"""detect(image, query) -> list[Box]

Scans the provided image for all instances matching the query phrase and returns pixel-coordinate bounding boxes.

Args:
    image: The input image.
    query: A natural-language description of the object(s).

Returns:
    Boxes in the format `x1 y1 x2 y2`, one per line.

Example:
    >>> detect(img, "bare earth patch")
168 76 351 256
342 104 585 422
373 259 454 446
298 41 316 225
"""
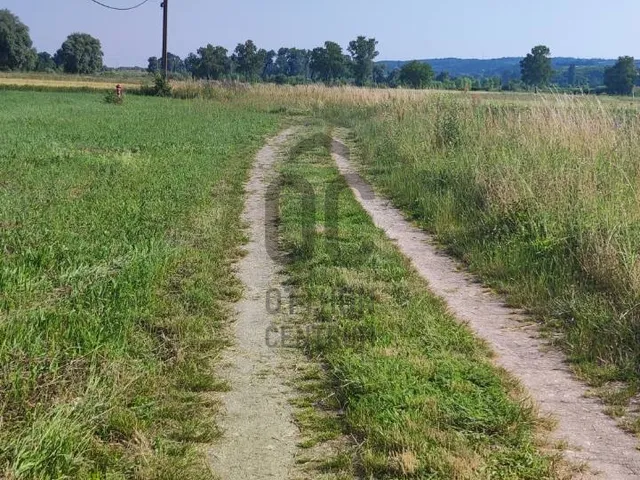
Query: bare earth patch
208 129 300 479
331 134 640 479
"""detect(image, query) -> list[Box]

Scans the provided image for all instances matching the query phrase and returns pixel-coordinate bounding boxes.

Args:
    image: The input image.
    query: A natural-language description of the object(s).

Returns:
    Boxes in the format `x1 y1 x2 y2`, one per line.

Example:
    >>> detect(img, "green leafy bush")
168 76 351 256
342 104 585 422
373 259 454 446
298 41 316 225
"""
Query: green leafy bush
103 89 123 105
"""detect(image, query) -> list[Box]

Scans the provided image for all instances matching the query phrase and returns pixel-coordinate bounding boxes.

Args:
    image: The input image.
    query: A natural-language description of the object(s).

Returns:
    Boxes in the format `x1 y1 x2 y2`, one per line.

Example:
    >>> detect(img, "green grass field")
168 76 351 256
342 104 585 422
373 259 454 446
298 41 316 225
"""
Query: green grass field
0 90 278 479
3 82 640 478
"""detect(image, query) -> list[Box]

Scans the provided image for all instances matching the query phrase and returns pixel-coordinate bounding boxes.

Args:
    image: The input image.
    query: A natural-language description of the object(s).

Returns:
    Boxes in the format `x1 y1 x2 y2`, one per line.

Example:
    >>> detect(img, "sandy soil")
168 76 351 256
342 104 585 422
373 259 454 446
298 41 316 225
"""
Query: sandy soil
208 129 299 480
331 135 640 479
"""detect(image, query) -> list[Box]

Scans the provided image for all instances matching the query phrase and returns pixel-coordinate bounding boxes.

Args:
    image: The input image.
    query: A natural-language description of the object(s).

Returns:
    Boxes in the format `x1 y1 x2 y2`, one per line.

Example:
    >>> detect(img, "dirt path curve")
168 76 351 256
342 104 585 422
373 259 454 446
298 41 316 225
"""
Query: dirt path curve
208 129 298 480
331 136 640 479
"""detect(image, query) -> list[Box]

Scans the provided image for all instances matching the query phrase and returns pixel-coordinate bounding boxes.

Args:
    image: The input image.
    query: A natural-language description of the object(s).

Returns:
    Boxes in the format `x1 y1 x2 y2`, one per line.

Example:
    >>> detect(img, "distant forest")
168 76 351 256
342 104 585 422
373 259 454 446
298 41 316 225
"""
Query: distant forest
380 57 640 90
109 56 640 92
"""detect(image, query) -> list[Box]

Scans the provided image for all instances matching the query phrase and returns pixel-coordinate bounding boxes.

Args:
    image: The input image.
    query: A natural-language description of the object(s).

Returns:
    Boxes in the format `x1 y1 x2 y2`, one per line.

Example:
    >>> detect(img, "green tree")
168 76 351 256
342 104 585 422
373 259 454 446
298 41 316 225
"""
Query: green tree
567 64 576 86
147 56 160 73
386 68 401 88
0 9 36 70
184 52 198 78
166 52 184 73
479 76 501 91
55 33 103 74
260 49 276 80
604 56 637 95
435 71 450 82
372 63 387 85
287 48 310 78
455 76 473 91
347 36 378 86
35 52 56 72
194 44 229 80
520 45 552 88
275 47 289 75
398 60 434 88
310 41 346 83
232 40 262 80
148 53 184 74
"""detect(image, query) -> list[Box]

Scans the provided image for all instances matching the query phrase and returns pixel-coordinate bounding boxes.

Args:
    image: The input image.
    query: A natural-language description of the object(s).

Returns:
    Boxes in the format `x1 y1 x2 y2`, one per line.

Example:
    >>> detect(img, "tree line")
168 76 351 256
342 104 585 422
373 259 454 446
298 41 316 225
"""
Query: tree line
147 38 381 86
148 44 638 95
1 9 637 95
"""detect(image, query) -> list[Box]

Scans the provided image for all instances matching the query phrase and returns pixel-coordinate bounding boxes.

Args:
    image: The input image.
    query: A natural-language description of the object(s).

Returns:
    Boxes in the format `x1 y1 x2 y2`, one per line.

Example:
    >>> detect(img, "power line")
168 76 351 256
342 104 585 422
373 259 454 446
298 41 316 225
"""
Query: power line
88 0 167 80
87 0 152 11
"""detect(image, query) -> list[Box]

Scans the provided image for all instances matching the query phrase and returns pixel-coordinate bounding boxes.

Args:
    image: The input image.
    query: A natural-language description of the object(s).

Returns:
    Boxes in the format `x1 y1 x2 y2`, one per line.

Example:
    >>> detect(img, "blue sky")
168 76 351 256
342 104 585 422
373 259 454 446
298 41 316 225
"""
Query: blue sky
4 0 640 67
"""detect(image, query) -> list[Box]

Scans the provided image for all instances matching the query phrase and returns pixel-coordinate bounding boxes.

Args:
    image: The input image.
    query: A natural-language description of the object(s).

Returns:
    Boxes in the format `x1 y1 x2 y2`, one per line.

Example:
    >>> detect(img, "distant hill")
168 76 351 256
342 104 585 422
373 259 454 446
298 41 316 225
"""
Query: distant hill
378 57 632 78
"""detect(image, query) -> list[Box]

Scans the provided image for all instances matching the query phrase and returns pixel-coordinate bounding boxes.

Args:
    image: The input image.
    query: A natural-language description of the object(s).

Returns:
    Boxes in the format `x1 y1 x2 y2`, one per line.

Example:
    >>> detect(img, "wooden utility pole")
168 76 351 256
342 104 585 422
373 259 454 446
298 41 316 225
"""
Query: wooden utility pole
161 0 169 79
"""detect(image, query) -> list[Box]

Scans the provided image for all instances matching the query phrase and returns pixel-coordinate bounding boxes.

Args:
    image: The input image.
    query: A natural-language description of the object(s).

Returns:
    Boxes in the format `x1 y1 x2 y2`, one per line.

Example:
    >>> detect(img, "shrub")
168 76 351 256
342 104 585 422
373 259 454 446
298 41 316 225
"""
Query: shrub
103 89 123 105
139 74 173 97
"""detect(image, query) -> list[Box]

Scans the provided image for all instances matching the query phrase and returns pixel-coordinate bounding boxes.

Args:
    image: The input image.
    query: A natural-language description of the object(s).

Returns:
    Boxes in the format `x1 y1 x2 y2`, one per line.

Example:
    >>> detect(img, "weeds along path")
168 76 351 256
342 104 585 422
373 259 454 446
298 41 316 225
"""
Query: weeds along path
209 129 299 479
331 135 640 479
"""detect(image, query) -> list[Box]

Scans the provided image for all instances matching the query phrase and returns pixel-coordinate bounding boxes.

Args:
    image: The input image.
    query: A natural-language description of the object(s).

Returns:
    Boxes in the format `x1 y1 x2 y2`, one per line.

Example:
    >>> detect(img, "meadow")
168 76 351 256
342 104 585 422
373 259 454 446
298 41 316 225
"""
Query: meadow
4 80 640 477
0 90 278 478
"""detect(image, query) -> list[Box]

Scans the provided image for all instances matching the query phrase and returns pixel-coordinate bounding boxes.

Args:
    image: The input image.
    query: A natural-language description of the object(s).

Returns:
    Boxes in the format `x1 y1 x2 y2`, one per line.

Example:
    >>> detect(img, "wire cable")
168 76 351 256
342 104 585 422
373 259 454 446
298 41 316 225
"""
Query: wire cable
87 0 152 11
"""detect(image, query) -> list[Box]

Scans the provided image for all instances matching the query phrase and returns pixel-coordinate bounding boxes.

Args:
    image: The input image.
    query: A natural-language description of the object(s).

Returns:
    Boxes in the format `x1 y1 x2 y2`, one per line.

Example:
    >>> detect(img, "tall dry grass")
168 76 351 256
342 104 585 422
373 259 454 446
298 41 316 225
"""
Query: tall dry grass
329 91 640 385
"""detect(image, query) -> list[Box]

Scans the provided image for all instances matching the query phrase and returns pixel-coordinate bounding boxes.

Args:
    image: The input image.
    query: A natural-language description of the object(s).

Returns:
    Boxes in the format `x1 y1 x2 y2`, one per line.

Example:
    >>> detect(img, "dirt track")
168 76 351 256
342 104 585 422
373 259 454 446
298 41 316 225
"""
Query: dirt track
331 135 640 479
208 129 299 480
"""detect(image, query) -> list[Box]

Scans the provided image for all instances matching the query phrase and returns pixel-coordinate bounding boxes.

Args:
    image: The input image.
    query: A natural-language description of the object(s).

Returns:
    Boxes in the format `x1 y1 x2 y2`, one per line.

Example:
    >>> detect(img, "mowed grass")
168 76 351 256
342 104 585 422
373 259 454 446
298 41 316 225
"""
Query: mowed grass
0 90 278 478
278 128 564 479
